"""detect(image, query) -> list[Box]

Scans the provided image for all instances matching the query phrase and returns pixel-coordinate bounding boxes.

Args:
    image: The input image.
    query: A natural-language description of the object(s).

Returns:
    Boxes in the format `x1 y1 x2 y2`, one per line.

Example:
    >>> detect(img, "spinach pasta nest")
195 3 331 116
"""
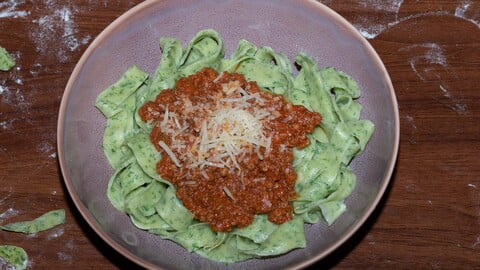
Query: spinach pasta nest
95 29 374 263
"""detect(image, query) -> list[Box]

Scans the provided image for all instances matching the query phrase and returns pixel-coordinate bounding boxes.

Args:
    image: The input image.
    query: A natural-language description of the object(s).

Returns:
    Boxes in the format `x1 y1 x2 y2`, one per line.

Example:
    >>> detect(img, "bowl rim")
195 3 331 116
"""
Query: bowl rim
57 0 400 269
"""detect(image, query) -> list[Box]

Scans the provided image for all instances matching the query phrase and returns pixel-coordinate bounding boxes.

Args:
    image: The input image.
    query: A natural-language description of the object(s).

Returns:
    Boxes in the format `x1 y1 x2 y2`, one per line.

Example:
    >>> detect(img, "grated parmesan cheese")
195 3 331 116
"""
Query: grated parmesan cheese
154 78 273 174
223 186 235 201
158 140 181 167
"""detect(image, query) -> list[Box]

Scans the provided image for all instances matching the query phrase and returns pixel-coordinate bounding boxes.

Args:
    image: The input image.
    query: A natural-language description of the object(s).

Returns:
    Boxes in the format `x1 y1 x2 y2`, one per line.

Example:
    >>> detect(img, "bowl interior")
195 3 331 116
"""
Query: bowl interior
59 0 399 269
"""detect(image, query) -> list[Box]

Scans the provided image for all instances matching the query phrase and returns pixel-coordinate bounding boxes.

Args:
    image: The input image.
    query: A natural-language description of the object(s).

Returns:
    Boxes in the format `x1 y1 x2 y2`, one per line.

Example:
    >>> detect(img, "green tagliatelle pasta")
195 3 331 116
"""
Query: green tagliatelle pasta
0 246 28 270
0 209 66 235
95 29 374 263
0 46 15 71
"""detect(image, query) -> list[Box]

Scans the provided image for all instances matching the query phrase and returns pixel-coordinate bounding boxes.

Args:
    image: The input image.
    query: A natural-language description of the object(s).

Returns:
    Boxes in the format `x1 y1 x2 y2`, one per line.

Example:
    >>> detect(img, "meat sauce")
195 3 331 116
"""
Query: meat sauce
139 68 321 232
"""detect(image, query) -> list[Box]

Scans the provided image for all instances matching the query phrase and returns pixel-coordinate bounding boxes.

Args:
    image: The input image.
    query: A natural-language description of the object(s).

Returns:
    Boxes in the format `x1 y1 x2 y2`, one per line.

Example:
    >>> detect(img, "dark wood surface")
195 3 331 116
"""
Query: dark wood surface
1 0 479 269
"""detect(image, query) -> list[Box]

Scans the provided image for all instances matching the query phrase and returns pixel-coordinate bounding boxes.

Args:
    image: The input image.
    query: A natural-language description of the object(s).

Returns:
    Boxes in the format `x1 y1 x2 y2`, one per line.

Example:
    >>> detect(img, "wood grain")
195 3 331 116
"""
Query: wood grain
1 0 479 269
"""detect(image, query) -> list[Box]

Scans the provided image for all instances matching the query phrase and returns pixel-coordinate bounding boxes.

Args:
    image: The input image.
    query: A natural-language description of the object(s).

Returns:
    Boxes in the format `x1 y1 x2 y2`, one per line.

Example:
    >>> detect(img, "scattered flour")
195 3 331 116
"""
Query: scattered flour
37 141 54 154
46 227 65 240
0 188 13 205
26 233 38 239
36 142 59 160
14 78 23 85
455 0 471 18
0 76 31 122
0 0 29 19
352 0 405 39
400 43 447 81
355 23 388 40
405 183 416 191
66 239 76 250
0 119 16 130
455 0 480 28
405 115 416 130
451 103 467 113
358 0 404 13
400 43 468 114
413 43 447 66
30 1 92 63
357 11 451 39
0 208 20 223
473 234 480 248
439 85 451 98
29 63 43 77
0 257 16 270
353 1 479 39
57 252 72 261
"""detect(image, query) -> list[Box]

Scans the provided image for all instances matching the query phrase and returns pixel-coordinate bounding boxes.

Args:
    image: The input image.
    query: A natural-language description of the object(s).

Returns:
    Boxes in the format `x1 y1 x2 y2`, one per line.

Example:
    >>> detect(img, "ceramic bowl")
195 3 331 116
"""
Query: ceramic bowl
58 0 399 269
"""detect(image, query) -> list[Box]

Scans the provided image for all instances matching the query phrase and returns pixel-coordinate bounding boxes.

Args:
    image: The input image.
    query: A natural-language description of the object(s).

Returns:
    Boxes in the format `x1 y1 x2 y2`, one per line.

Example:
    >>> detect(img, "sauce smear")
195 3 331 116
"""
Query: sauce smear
139 68 321 231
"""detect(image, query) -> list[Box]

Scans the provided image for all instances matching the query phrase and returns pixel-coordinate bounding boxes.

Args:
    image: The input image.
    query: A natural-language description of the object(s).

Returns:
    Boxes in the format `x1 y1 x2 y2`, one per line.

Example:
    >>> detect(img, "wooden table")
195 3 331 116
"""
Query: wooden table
1 0 479 269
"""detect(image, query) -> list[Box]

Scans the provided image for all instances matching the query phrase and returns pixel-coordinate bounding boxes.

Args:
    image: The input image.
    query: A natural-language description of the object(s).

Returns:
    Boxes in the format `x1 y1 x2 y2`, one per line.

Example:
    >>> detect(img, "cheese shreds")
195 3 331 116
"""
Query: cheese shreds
162 105 169 126
223 186 235 201
152 76 275 175
204 161 225 168
158 140 181 167
262 198 272 208
183 181 197 185
213 72 225 83
201 171 209 179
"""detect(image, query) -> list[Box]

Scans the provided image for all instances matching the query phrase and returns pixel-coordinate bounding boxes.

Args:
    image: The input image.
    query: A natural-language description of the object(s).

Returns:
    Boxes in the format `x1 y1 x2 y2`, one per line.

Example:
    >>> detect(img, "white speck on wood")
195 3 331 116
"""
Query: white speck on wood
473 235 480 248
0 119 15 130
405 115 417 130
439 85 451 98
